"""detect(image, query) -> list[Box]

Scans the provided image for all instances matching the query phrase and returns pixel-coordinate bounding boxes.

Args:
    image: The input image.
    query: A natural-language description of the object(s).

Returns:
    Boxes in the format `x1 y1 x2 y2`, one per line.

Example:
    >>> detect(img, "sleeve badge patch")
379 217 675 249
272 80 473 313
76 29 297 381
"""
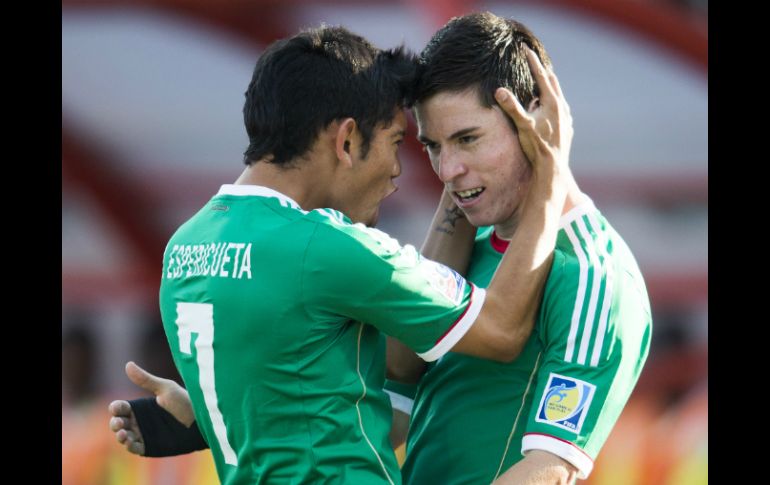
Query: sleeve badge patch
423 260 466 306
535 373 596 434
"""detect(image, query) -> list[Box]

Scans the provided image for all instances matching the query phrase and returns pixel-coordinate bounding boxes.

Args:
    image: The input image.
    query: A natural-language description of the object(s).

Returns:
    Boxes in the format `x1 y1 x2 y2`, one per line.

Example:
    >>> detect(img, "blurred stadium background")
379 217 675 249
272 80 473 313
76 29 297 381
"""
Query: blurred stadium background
62 0 707 483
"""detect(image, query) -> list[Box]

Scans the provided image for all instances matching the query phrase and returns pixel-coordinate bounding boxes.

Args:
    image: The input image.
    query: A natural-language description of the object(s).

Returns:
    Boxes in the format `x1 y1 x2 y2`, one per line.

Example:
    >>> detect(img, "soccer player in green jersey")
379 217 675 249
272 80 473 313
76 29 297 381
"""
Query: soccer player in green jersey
383 13 653 484
108 23 575 484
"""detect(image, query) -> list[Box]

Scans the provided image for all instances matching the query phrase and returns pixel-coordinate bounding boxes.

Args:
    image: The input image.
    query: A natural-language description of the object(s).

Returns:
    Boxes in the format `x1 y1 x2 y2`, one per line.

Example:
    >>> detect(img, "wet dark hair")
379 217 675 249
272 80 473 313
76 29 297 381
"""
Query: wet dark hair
414 12 552 110
243 26 418 166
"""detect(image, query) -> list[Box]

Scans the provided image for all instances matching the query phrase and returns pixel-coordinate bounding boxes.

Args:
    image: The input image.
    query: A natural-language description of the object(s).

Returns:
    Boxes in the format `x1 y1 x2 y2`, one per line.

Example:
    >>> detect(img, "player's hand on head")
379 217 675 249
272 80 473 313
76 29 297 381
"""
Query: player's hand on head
108 400 146 456
125 361 196 427
494 45 573 172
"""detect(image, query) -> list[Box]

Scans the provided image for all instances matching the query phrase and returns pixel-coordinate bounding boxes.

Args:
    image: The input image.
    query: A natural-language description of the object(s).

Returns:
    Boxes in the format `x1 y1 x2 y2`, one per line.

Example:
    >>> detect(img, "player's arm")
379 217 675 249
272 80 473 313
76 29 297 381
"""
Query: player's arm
383 379 417 449
387 189 476 382
492 450 578 485
511 230 652 481
420 188 477 276
389 407 411 450
452 47 573 362
109 361 209 456
386 336 425 383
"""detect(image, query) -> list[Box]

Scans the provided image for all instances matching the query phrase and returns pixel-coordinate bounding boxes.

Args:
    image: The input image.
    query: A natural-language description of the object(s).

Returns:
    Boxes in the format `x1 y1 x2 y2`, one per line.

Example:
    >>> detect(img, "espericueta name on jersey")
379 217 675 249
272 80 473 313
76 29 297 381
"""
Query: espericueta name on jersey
166 242 252 280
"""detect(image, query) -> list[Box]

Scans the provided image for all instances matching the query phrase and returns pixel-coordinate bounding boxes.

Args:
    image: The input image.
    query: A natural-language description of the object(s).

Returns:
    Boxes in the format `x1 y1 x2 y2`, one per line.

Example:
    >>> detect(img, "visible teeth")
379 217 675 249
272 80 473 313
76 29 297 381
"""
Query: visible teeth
456 188 484 198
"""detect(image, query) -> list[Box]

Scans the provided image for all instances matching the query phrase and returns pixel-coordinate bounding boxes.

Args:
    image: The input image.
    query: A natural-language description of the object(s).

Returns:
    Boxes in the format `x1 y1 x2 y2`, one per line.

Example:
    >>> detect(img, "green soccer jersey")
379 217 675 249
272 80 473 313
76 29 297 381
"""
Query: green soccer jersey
401 198 652 483
158 185 486 485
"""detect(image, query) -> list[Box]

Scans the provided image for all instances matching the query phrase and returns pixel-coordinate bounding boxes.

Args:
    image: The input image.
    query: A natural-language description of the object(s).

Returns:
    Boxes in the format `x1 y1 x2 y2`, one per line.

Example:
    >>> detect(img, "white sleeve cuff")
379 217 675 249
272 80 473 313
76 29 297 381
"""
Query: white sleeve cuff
417 285 486 362
384 389 414 415
522 433 594 479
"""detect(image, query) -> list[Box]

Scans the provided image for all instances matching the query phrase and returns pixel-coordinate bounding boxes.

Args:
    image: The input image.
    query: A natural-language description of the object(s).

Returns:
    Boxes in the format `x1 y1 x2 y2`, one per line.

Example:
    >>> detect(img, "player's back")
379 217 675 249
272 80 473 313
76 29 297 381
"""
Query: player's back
158 185 399 484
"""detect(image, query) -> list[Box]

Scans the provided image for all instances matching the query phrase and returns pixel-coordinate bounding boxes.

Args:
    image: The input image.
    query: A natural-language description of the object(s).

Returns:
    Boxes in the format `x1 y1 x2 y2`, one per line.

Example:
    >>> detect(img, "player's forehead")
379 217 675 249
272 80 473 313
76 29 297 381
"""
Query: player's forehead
388 108 407 131
415 88 489 139
375 108 407 138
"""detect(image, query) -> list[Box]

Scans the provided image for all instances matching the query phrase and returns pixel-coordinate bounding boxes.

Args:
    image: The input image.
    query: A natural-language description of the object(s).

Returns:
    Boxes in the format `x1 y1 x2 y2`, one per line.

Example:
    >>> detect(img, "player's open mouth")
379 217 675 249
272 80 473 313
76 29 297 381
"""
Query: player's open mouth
454 187 485 204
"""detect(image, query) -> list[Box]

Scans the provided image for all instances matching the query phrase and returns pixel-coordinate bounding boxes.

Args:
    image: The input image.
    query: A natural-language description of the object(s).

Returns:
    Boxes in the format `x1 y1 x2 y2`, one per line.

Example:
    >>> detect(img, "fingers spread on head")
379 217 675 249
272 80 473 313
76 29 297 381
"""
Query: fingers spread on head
495 88 531 129
547 69 563 100
524 46 554 105
546 69 572 121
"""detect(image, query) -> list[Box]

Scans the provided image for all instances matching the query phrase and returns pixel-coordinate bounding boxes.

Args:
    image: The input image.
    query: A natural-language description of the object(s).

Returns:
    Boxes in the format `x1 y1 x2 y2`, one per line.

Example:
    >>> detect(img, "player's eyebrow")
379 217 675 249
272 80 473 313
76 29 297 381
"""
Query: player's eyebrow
448 127 480 140
417 127 480 145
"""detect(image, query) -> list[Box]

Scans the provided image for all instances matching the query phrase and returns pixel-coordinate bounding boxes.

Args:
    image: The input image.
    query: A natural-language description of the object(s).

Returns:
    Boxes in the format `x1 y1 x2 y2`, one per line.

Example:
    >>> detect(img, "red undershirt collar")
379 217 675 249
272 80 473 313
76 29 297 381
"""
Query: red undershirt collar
490 230 509 254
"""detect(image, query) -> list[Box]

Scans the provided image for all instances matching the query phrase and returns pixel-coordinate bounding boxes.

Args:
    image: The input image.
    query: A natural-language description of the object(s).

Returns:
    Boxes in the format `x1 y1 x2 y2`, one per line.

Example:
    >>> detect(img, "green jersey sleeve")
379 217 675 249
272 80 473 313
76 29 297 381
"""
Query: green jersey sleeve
522 236 652 479
301 210 485 362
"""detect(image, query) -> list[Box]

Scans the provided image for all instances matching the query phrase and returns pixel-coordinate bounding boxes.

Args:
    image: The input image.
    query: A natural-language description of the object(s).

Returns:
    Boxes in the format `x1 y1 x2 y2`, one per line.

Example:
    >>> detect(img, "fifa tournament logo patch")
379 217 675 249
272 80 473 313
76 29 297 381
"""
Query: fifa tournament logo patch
424 260 466 305
535 373 596 434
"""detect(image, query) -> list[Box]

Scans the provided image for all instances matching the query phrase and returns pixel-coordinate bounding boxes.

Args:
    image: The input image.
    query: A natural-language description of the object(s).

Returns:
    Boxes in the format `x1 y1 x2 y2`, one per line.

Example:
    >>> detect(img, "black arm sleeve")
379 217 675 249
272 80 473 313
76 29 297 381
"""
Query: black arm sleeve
129 397 209 457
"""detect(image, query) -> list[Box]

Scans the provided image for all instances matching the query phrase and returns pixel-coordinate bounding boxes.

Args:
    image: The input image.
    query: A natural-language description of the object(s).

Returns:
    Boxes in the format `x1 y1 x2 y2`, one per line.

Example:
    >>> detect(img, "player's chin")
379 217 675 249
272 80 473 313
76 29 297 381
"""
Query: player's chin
366 208 380 227
462 209 489 229
474 214 502 231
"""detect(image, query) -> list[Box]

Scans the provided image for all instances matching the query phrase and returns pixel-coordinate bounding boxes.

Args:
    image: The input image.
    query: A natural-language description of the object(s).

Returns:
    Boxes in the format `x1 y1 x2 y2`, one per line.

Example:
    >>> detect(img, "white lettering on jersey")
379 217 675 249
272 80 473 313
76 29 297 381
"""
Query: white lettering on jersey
230 243 245 278
167 245 179 278
218 244 233 277
237 243 252 279
166 242 253 280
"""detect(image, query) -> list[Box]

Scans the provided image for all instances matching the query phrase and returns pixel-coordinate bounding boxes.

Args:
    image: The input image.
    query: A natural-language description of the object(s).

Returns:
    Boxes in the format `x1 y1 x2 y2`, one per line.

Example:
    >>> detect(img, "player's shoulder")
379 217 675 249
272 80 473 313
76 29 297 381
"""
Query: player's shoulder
304 208 406 255
553 198 613 276
549 246 577 278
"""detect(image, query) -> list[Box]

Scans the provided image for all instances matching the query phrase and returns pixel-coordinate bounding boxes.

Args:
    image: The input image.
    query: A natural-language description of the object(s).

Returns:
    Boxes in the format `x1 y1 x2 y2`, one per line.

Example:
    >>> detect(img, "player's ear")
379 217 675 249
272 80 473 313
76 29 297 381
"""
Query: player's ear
334 118 357 168
526 97 540 113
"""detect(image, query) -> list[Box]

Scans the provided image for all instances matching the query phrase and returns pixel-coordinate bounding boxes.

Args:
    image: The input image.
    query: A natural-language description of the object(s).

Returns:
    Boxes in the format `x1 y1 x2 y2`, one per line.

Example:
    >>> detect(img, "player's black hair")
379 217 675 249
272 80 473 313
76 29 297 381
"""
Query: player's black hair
243 26 418 166
413 12 552 111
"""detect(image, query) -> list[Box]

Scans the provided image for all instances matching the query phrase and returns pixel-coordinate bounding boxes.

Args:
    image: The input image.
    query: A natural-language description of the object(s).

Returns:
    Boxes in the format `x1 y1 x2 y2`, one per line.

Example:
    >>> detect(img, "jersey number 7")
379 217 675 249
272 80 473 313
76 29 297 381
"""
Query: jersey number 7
175 302 238 465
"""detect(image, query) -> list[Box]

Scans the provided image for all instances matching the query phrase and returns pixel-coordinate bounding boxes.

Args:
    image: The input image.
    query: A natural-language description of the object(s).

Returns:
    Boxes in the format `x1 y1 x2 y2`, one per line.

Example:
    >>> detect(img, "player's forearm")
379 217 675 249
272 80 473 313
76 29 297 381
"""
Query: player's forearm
420 189 477 276
388 407 411 449
386 336 425 383
479 158 567 360
388 190 476 378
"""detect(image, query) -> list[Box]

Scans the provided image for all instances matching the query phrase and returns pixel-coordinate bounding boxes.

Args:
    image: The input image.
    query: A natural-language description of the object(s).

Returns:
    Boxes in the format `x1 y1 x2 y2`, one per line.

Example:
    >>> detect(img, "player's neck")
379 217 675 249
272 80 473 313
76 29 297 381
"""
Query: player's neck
493 182 585 241
233 155 335 211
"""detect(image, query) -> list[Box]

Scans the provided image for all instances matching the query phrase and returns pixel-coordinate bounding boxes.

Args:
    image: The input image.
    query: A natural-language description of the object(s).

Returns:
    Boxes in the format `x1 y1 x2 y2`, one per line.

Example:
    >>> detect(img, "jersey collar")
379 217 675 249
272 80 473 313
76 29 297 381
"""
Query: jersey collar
490 194 596 254
216 184 302 210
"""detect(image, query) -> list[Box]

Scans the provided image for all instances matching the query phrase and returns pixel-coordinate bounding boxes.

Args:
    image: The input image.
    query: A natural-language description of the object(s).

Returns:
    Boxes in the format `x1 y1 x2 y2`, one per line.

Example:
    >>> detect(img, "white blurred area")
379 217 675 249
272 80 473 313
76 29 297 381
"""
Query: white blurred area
62 2 706 483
